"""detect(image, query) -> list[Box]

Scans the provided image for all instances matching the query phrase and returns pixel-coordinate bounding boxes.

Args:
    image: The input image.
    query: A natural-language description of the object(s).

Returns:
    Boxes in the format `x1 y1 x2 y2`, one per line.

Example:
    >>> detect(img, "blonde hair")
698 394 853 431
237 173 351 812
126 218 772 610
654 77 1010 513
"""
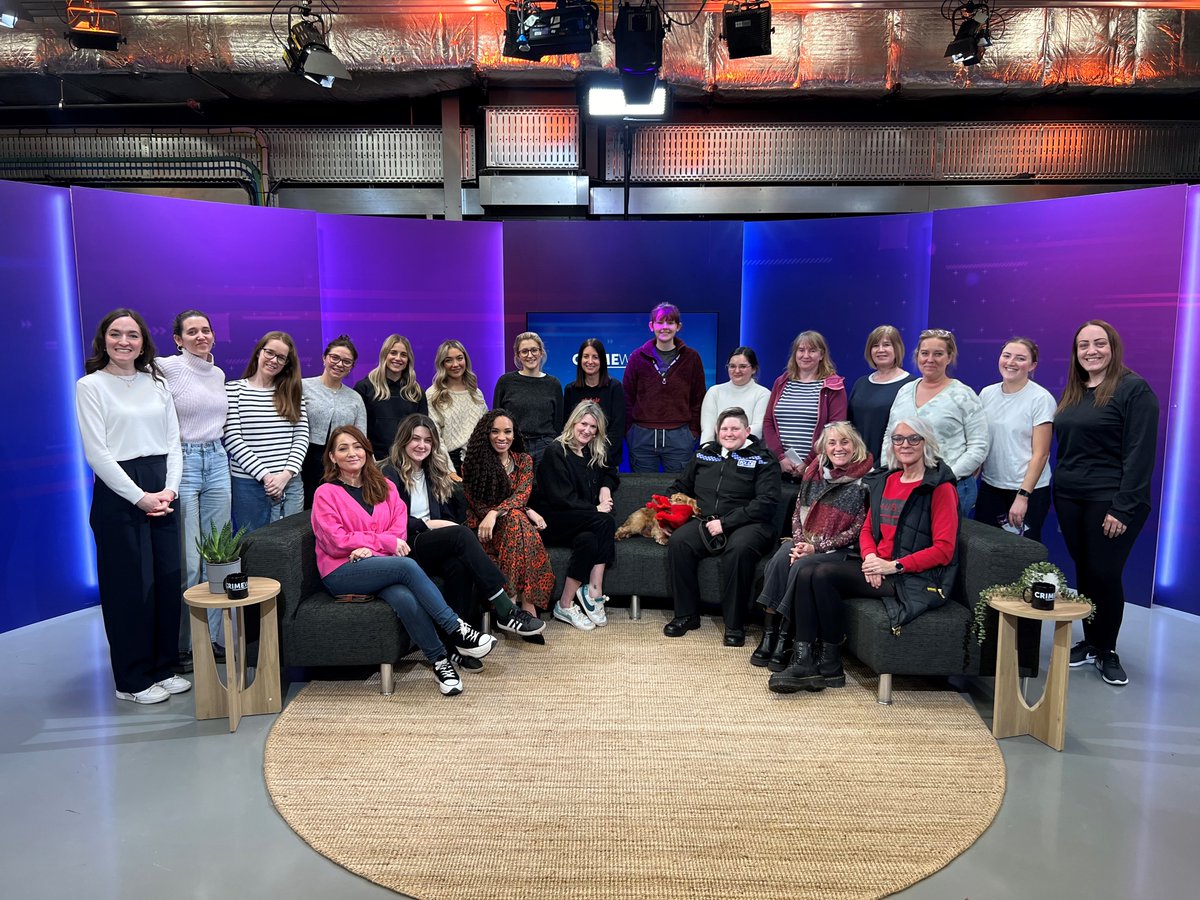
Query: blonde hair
863 325 905 370
555 401 609 469
387 414 454 504
915 329 958 367
366 335 423 404
512 331 546 370
786 330 837 381
429 340 485 413
815 421 869 467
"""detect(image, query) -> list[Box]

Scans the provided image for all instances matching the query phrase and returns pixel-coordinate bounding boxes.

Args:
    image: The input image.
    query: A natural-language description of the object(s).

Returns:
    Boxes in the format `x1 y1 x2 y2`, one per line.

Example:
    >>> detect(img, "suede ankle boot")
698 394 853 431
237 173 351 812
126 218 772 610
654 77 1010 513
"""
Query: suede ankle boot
768 641 825 694
750 617 780 667
816 639 845 688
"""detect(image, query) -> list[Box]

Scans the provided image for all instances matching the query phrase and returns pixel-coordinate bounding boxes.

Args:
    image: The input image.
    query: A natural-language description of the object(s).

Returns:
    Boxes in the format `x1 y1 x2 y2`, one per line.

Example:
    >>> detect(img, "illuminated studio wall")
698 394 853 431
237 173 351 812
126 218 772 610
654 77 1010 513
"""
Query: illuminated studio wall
0 181 1194 634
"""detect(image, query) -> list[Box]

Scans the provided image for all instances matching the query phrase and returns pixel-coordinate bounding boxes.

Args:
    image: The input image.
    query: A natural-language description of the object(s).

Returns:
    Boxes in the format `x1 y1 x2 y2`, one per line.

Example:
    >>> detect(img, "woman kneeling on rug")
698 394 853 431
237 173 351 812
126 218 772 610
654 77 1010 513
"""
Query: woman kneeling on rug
753 422 873 671
313 425 497 696
768 417 958 694
383 414 545 644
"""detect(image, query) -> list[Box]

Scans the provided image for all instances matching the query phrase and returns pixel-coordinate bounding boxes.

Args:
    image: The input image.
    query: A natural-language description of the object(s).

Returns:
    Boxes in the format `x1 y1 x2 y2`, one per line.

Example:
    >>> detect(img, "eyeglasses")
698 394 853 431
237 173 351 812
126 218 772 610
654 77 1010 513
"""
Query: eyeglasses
326 354 355 368
890 434 925 446
920 328 953 339
518 348 542 357
261 348 289 363
727 364 752 371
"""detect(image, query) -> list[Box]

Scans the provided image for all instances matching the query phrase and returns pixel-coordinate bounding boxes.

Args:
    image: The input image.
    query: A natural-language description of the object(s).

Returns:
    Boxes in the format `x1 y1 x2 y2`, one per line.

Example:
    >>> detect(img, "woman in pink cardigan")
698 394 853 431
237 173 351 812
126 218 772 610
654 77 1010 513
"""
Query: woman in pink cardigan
311 425 495 696
762 330 848 480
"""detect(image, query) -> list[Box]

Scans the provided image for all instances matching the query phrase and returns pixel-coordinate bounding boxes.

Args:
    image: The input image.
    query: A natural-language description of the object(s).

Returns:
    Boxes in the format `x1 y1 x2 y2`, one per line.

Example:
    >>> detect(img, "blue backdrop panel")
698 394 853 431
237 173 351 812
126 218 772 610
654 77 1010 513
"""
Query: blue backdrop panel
741 215 933 384
0 181 96 632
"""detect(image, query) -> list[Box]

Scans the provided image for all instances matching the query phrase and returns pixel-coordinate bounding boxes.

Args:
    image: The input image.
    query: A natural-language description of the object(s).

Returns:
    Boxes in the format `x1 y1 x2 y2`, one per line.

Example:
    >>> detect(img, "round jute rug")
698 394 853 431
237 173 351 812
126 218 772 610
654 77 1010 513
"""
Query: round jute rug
264 614 1004 900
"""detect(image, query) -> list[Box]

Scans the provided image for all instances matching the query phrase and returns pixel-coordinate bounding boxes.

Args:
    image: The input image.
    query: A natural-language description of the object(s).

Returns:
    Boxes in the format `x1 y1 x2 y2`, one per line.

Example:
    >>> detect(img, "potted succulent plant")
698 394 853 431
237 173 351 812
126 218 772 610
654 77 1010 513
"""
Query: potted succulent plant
196 521 249 594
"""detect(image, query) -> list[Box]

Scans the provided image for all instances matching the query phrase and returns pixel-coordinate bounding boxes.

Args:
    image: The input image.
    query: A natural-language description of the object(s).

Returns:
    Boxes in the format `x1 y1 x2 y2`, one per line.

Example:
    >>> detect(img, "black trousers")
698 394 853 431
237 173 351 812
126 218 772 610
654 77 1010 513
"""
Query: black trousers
975 481 1052 543
301 442 324 510
540 509 616 584
409 525 504 627
90 456 183 694
789 558 897 644
668 518 774 630
1053 493 1150 653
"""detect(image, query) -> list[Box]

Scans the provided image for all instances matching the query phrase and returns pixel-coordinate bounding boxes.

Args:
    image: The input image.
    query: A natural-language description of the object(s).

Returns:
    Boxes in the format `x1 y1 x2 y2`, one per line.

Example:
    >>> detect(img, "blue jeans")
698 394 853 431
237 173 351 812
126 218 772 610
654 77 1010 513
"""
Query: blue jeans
322 556 460 663
956 476 978 518
231 474 303 535
177 441 232 648
628 424 696 473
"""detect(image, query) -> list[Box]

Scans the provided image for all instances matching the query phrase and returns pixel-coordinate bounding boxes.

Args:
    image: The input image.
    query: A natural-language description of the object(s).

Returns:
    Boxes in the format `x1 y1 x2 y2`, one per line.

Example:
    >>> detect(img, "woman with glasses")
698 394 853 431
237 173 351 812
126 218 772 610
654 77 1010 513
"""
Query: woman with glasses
492 331 564 466
700 346 771 444
769 418 958 694
763 331 847 479
301 335 368 508
882 328 988 515
225 331 308 533
563 338 626 467
428 339 488 475
354 334 428 461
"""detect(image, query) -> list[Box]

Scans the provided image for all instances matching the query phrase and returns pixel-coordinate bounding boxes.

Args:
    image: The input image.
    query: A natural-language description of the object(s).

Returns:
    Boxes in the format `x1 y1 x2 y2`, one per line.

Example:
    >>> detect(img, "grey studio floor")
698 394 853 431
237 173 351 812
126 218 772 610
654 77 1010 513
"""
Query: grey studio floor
2 601 1197 900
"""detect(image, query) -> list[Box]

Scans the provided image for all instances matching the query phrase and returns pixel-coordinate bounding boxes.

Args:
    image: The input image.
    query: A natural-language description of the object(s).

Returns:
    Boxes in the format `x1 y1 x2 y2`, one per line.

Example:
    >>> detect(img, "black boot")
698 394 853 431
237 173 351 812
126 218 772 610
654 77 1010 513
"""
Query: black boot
816 638 845 688
750 616 780 667
768 628 794 673
768 641 825 694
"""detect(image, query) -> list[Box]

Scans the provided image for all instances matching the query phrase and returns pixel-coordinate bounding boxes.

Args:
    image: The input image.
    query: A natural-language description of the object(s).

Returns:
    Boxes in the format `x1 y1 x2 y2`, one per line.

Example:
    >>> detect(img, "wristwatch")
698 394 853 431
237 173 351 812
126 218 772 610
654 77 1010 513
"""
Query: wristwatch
1016 488 1032 498
893 560 905 574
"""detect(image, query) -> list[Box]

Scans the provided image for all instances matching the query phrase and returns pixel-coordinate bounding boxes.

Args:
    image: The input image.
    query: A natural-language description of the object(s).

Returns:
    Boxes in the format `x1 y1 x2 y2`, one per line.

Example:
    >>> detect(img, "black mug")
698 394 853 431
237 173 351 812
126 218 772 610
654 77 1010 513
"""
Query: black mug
224 572 249 600
1023 580 1056 611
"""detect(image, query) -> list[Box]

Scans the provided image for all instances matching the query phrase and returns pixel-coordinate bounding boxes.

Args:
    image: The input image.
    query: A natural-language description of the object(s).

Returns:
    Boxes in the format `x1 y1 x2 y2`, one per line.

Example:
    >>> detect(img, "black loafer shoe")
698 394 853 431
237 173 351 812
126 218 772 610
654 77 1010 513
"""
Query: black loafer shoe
211 642 226 662
723 629 746 647
450 651 483 671
172 651 193 675
663 615 701 637
520 633 546 645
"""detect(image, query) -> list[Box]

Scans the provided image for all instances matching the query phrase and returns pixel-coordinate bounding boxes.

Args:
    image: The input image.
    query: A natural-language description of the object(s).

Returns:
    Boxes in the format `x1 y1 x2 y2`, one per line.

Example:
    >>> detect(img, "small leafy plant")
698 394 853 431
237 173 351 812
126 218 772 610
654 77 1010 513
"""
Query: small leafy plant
195 521 248 564
973 561 1095 645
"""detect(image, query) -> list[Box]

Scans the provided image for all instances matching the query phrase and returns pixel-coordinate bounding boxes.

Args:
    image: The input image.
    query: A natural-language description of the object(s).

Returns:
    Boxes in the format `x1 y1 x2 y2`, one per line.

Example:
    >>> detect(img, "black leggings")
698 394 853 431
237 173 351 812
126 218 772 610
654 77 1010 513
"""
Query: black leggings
790 558 897 644
974 481 1052 543
1053 493 1149 653
540 509 616 584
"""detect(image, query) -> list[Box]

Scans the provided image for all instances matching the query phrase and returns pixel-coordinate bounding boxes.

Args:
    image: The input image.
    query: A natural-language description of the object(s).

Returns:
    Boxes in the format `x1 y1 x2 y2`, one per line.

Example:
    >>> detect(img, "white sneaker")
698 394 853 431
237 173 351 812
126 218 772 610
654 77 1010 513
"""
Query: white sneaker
576 585 608 627
155 675 192 695
553 602 596 631
115 684 170 704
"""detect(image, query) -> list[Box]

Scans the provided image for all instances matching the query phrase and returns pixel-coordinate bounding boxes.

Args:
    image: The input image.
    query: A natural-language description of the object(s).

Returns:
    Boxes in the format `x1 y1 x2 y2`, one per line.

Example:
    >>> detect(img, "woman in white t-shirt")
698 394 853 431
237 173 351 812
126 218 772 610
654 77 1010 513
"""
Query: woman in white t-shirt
975 337 1055 541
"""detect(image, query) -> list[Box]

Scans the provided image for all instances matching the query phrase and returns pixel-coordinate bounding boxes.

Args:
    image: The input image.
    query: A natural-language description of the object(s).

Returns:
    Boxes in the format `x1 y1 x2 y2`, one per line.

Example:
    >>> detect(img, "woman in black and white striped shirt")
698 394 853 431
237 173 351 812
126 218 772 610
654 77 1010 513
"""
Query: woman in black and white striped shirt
762 331 848 480
225 331 309 532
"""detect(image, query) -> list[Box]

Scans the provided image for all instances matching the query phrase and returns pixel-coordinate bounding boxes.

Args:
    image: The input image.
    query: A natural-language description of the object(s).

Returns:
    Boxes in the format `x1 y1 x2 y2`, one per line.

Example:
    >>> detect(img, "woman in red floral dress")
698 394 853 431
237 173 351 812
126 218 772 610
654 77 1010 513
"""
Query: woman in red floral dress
462 408 556 623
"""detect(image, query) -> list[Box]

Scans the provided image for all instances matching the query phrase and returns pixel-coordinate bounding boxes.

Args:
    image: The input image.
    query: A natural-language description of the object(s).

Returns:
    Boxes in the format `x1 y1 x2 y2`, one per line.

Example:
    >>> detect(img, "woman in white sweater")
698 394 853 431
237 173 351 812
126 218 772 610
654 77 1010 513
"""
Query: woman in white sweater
700 346 771 444
427 339 487 475
76 309 191 705
157 309 229 665
882 328 989 514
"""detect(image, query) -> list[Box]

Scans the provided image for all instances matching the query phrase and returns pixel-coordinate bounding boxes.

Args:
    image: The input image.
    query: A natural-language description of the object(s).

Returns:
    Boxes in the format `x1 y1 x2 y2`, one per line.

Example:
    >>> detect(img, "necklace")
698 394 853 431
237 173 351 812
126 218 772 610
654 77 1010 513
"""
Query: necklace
106 366 138 388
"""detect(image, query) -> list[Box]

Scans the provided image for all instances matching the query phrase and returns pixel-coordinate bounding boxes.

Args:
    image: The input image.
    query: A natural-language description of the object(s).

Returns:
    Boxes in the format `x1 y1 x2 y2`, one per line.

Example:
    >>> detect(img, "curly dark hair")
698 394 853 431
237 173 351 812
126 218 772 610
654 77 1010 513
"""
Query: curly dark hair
462 408 526 510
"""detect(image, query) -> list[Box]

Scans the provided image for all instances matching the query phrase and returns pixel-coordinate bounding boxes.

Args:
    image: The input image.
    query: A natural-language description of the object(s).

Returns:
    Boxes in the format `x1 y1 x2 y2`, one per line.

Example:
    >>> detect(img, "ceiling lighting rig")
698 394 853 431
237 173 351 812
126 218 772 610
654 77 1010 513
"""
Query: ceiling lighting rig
502 0 600 62
942 1 1005 67
276 0 351 88
64 0 126 51
721 1 773 61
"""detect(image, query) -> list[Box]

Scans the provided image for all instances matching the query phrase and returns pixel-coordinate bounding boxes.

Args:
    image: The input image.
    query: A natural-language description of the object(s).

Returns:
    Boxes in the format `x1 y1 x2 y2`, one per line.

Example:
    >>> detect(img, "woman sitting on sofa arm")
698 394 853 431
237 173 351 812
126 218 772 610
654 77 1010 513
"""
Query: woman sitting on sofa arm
768 416 959 695
311 425 497 696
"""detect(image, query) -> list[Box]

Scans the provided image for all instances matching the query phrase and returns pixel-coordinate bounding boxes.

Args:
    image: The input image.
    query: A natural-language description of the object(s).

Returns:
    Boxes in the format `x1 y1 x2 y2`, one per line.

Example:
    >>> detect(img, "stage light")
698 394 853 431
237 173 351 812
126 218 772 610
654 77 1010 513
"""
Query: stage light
616 1 666 106
502 0 599 62
281 1 350 88
722 1 773 60
64 1 126 52
943 2 993 67
585 81 668 119
1 12 17 28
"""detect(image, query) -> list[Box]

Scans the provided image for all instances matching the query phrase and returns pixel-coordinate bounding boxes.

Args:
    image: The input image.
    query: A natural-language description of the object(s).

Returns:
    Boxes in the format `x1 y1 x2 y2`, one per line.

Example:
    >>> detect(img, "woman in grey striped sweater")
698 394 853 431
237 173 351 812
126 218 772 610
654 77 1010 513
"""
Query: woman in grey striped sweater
224 331 309 533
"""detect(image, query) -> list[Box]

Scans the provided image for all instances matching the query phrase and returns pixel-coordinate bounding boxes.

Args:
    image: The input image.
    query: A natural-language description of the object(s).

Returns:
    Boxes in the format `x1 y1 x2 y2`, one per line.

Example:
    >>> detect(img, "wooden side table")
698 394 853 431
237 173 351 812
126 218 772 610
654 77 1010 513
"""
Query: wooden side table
987 594 1091 751
183 576 282 732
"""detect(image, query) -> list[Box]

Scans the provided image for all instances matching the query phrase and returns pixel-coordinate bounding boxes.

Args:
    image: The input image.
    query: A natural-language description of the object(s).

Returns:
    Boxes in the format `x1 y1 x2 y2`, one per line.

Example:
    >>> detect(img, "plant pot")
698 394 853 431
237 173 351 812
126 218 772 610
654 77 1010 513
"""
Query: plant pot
206 558 243 594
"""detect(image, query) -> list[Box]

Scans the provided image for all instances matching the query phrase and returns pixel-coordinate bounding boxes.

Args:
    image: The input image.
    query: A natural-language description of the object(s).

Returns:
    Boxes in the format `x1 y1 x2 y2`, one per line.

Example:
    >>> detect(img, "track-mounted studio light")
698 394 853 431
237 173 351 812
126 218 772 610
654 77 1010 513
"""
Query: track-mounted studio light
585 79 668 120
615 1 666 106
502 0 600 62
943 1 994 67
64 1 126 51
1 11 17 28
281 0 351 88
722 1 773 60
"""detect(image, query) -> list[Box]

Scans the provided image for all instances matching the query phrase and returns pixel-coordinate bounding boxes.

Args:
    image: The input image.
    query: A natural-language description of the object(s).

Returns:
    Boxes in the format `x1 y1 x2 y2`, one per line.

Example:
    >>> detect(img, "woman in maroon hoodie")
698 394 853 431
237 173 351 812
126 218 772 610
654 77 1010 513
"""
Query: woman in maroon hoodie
762 330 848 480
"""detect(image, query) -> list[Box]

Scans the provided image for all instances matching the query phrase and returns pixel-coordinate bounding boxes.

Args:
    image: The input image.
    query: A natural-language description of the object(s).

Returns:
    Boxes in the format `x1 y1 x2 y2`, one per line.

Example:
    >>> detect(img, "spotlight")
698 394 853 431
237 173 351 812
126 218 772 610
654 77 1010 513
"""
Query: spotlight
64 1 126 52
585 80 668 120
943 1 993 67
616 1 666 106
722 1 773 60
1 12 16 28
502 1 600 62
281 1 351 88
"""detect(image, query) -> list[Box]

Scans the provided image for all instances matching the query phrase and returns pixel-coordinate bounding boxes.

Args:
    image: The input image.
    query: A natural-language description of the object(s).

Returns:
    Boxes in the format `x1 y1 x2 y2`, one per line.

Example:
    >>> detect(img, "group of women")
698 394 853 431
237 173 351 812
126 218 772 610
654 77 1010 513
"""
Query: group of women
76 306 1157 703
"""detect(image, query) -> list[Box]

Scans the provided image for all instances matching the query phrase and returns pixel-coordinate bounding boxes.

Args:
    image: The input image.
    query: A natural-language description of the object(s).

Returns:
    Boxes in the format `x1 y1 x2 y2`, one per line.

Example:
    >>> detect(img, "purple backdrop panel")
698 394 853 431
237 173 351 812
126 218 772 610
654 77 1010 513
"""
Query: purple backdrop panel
929 185 1187 609
70 188 325 376
741 215 933 383
315 216 505 398
501 220 744 382
1155 187 1200 615
0 181 95 632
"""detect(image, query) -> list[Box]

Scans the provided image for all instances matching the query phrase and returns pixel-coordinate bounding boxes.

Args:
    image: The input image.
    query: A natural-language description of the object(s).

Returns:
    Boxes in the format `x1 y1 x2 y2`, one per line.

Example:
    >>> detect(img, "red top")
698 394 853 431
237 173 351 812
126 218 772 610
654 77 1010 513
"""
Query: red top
860 472 957 572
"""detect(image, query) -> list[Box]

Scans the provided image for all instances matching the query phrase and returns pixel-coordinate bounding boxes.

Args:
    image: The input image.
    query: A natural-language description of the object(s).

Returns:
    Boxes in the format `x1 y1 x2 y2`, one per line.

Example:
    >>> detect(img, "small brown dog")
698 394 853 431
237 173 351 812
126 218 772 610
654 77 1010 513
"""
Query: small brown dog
615 493 700 545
